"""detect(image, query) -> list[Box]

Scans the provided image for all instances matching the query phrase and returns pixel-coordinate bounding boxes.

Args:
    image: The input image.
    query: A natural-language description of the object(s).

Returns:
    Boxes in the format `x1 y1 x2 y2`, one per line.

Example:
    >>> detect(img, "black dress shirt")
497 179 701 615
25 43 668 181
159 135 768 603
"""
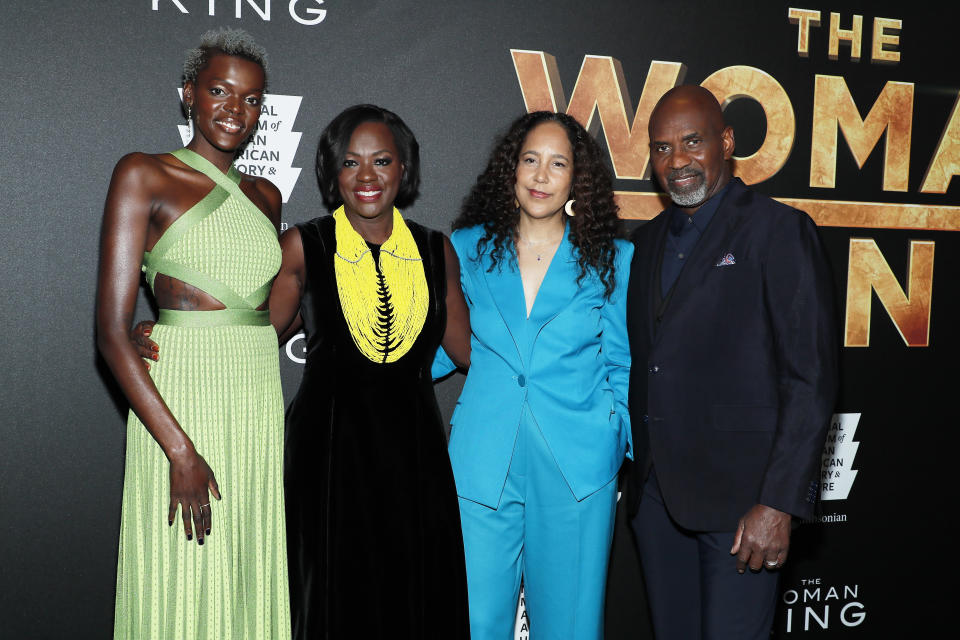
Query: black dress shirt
659 180 732 297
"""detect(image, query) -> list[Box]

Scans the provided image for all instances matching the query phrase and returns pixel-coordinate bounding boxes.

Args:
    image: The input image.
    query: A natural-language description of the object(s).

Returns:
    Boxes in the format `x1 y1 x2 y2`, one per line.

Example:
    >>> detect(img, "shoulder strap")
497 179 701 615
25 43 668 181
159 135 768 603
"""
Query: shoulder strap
172 148 277 240
142 182 230 293
146 187 229 263
295 216 336 302
296 216 335 262
171 148 242 191
292 216 335 345
141 149 271 309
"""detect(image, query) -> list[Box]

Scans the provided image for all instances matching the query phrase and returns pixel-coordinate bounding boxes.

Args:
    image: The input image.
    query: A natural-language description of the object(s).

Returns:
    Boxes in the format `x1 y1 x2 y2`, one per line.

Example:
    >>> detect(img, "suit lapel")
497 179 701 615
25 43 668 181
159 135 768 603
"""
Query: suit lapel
477 240 528 366
645 213 671 345
657 180 751 333
526 224 578 357
476 224 581 365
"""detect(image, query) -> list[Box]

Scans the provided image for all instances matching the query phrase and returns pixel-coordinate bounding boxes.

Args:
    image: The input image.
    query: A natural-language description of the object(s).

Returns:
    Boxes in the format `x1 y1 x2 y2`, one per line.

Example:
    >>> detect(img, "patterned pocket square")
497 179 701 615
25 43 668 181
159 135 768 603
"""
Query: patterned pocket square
715 252 736 266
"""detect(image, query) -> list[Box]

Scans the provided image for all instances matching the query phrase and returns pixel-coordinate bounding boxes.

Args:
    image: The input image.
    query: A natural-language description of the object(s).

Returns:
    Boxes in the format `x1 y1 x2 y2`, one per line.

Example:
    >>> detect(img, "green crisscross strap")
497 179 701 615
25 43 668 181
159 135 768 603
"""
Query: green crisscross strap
142 148 276 310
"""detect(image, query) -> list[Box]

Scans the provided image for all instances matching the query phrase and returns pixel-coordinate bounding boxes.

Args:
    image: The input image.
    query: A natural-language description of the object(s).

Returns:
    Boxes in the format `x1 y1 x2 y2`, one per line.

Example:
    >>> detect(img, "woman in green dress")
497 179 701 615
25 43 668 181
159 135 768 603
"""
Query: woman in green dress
96 29 290 639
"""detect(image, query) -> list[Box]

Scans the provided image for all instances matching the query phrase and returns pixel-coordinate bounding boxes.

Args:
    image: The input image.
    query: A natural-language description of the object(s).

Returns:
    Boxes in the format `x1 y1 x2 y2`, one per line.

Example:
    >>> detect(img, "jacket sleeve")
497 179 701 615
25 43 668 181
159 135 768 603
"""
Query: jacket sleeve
600 240 635 460
432 346 458 381
757 210 839 518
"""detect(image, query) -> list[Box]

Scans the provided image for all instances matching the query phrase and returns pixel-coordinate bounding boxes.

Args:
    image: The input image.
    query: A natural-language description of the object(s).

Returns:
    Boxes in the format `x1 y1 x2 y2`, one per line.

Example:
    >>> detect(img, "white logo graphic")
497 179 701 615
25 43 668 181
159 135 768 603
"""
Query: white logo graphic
285 332 306 364
820 413 860 500
514 586 529 640
178 91 303 203
152 0 327 25
782 579 866 632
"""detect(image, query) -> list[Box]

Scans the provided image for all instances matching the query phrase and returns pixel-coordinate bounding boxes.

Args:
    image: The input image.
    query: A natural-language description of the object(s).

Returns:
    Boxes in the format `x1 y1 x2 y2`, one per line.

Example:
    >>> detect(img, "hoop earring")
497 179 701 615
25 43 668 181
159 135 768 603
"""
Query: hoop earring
564 199 576 217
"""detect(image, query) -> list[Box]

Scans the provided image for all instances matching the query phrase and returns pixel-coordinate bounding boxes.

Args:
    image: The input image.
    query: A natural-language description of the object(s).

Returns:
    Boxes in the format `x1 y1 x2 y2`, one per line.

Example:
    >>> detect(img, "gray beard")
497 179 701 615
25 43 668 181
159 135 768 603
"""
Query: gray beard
668 180 709 208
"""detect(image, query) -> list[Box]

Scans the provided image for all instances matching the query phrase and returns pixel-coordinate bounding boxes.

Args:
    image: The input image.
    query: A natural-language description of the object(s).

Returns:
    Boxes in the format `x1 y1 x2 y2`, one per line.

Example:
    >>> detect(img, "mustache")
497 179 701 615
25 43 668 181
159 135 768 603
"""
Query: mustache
668 168 704 182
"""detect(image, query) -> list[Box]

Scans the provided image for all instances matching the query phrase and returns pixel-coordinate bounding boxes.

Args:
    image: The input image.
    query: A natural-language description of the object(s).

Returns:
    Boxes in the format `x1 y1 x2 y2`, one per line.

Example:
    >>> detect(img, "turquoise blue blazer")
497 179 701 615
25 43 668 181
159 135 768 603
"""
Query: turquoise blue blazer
435 224 633 509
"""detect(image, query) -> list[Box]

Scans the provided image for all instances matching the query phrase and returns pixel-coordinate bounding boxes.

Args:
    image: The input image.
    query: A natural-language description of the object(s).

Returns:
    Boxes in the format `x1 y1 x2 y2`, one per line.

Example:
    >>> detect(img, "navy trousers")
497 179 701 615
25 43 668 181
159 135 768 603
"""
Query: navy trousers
630 469 780 640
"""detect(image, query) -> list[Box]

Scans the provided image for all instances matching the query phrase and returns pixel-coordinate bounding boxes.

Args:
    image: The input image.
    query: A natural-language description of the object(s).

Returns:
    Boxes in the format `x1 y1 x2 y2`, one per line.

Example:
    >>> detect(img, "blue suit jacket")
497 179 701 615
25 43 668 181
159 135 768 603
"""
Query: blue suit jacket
436 224 633 509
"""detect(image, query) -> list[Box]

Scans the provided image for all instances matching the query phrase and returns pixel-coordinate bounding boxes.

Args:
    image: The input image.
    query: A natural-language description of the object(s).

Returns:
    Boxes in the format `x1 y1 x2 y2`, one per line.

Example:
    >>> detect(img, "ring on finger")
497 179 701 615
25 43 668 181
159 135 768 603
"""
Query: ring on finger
200 503 211 509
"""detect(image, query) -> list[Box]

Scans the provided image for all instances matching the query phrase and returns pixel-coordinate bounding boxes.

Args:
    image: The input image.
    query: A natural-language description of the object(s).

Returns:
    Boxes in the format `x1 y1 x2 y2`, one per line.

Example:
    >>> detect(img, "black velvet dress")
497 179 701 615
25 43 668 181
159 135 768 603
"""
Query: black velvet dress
284 215 470 639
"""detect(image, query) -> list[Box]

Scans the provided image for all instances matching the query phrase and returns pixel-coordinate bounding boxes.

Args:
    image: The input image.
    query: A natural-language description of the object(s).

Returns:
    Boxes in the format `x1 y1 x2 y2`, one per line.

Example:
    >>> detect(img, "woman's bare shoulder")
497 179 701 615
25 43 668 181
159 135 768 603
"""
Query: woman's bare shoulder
110 151 182 188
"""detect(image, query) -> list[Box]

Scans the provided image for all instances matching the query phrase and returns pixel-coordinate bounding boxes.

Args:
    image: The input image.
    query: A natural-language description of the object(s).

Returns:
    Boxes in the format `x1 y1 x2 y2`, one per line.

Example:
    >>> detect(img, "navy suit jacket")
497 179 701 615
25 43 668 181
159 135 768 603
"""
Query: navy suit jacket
437 223 633 508
625 178 838 531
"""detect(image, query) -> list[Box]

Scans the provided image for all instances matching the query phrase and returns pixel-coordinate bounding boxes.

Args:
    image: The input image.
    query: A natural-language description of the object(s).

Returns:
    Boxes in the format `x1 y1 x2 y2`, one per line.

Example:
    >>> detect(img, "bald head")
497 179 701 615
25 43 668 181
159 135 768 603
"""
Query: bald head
648 85 735 212
649 85 726 135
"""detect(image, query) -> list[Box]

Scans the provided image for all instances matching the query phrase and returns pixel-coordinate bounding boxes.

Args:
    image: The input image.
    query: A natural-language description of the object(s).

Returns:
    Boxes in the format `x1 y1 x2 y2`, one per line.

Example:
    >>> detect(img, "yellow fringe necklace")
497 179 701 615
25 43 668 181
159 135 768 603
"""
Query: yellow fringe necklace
333 206 428 364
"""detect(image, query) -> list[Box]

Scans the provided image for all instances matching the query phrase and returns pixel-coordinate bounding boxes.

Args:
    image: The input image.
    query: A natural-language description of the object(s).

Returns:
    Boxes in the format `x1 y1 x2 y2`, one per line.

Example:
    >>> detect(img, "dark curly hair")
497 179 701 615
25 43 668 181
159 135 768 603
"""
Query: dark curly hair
453 111 621 297
315 104 421 211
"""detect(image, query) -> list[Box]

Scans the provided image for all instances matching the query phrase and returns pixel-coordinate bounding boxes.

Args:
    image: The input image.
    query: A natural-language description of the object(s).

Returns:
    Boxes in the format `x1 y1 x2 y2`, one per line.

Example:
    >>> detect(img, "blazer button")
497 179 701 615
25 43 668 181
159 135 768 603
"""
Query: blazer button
649 365 660 374
642 414 649 423
517 374 526 387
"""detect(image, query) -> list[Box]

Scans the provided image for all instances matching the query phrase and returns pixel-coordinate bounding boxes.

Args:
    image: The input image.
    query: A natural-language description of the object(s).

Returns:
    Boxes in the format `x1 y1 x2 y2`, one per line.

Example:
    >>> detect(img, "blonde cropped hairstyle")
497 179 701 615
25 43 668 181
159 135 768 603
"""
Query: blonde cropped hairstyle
182 27 268 87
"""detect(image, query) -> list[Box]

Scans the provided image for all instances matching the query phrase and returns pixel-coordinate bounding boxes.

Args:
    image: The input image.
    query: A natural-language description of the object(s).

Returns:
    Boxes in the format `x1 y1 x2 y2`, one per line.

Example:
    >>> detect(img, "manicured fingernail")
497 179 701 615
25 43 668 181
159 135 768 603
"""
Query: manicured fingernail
206 528 211 535
152 354 159 361
168 520 173 526
187 534 192 541
198 538 204 545
152 345 159 351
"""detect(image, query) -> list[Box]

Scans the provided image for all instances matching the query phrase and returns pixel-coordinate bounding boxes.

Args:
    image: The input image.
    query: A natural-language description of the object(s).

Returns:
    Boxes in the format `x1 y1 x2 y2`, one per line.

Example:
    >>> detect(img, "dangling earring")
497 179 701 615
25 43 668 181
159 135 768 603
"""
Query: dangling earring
564 199 576 217
185 102 194 138
513 197 520 211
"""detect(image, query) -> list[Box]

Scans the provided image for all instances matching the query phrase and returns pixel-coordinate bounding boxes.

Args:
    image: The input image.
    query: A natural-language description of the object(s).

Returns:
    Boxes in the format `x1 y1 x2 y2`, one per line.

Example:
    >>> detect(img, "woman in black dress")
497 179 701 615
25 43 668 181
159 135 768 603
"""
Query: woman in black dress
270 105 471 639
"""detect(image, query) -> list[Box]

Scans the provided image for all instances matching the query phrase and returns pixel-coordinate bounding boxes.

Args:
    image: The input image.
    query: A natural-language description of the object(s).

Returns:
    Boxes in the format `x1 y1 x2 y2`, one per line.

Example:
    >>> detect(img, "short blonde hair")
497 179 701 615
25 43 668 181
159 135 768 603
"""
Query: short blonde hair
182 27 268 87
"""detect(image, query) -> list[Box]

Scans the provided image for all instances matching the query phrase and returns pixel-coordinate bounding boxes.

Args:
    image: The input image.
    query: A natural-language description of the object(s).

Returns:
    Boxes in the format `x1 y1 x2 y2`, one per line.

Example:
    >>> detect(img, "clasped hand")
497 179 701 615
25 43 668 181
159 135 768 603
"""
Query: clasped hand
729 504 791 573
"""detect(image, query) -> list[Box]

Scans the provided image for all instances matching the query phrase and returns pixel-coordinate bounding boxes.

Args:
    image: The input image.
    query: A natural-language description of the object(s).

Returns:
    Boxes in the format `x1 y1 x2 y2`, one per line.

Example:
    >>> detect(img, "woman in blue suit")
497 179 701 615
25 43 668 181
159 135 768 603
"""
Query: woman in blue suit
435 112 633 639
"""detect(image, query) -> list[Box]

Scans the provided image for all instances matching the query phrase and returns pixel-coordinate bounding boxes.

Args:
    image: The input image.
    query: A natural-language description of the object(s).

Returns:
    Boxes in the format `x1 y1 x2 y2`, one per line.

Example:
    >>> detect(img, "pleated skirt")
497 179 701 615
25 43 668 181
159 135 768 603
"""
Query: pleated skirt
114 322 290 640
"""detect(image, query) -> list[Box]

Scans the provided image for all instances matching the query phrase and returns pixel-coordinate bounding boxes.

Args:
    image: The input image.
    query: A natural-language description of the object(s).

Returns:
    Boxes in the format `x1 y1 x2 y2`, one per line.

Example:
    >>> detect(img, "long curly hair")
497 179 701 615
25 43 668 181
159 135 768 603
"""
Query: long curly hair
453 111 621 297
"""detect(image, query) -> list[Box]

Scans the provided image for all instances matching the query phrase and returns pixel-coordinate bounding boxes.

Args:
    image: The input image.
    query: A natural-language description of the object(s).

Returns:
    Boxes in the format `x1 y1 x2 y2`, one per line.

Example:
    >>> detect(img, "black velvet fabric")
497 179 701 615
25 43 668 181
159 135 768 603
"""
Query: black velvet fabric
284 215 470 639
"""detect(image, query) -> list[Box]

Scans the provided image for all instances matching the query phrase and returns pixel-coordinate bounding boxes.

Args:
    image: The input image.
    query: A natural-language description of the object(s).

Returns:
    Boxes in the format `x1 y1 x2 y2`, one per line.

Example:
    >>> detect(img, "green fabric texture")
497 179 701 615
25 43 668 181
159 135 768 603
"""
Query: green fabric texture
158 308 271 327
114 149 289 639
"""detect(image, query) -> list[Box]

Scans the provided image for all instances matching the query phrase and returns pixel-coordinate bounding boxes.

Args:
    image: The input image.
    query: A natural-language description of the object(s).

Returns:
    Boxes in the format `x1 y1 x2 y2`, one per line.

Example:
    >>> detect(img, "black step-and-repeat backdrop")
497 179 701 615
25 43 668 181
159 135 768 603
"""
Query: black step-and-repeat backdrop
1 2 953 637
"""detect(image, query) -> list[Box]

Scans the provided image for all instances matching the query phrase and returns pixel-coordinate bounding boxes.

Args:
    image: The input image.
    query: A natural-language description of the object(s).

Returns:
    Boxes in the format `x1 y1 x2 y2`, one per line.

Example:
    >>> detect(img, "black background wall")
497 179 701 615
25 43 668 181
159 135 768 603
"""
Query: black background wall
1 1 954 637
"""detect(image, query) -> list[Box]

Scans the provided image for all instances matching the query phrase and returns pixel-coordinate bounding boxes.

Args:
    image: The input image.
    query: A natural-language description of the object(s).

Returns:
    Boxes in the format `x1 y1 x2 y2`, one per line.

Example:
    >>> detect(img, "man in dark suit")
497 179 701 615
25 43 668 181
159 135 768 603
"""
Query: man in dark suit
625 85 838 639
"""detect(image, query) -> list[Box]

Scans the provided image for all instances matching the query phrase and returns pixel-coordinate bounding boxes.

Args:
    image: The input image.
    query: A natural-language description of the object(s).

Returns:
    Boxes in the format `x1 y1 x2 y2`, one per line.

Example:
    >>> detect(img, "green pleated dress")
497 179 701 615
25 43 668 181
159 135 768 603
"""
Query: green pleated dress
114 148 290 640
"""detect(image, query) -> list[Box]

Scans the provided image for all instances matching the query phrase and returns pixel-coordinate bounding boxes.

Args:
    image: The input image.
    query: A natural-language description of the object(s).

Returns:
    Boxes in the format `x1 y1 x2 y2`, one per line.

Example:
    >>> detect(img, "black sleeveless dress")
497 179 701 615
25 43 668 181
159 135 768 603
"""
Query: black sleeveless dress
284 215 470 639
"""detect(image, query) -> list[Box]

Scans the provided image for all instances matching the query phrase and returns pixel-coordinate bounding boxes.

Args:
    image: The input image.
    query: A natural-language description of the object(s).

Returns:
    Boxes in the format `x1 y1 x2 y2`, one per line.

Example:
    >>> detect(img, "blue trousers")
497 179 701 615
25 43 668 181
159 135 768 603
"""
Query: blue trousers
630 469 780 640
457 409 618 640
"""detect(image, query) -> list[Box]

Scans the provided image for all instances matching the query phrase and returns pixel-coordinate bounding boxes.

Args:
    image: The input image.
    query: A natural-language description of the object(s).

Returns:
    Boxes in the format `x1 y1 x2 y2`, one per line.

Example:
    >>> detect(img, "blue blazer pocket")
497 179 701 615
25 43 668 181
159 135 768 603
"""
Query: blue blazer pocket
712 405 778 432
